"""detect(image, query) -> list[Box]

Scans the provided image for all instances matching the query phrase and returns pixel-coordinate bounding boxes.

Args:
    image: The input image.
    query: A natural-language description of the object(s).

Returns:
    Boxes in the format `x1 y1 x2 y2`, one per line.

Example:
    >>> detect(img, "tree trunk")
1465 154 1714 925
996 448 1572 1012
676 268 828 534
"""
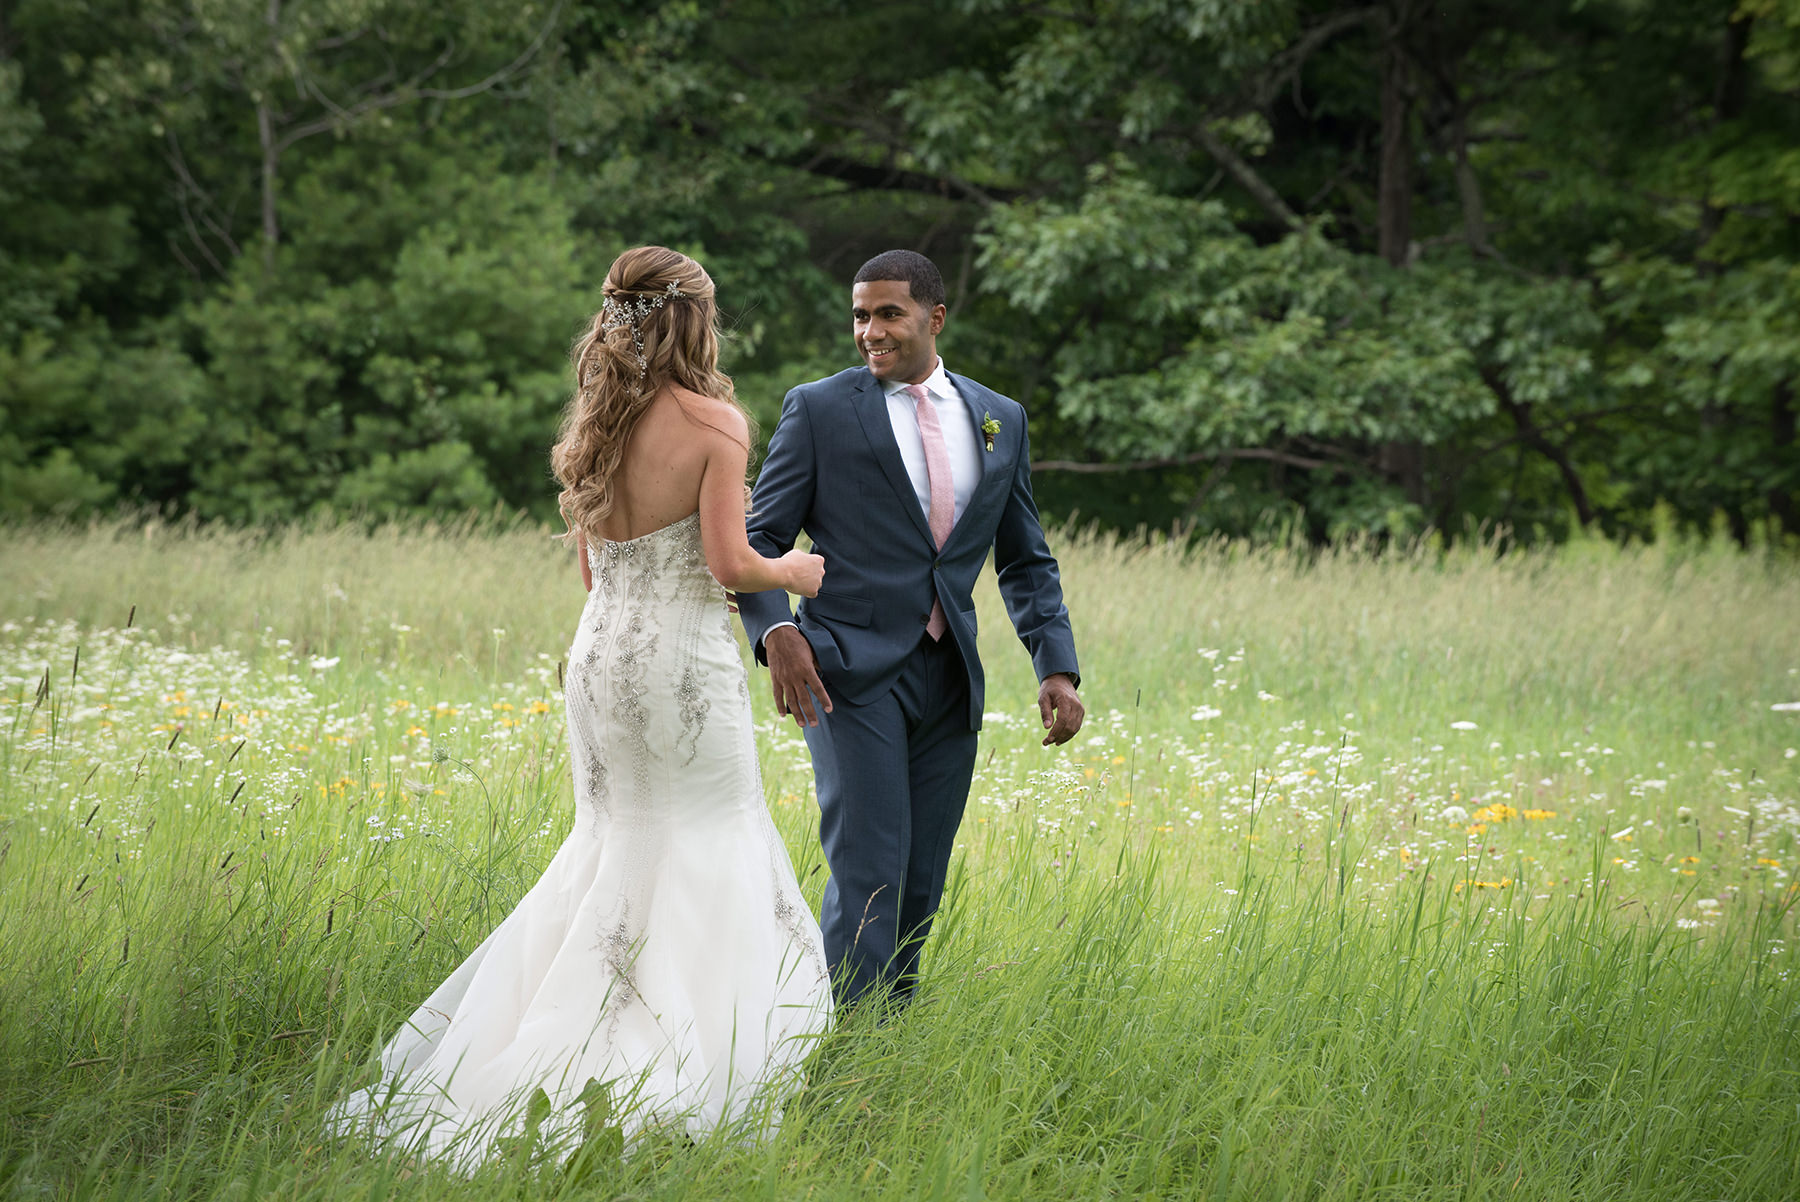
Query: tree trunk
258 0 282 274
258 101 279 273
1450 97 1495 257
1376 7 1424 507
1773 378 1798 537
1698 13 1753 262
1377 20 1412 267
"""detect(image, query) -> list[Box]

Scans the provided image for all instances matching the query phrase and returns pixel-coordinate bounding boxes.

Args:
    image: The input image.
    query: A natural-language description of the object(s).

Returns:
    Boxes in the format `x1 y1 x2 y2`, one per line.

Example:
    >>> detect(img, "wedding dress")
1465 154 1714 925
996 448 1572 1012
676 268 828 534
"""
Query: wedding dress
326 512 832 1168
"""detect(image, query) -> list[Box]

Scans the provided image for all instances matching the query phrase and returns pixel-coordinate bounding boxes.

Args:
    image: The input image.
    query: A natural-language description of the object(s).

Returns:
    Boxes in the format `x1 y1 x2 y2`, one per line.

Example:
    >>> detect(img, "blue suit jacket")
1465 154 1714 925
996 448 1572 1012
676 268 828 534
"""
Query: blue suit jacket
738 366 1079 730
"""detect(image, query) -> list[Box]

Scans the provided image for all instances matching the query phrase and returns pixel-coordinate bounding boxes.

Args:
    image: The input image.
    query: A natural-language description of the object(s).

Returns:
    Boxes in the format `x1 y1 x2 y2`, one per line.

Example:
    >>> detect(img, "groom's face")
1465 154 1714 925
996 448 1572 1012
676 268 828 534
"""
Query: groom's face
852 280 945 385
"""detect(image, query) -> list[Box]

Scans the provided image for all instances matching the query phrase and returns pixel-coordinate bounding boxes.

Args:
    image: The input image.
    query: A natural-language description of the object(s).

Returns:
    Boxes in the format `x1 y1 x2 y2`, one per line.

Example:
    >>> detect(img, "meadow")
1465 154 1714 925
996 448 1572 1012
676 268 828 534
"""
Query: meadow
2 517 1798 1200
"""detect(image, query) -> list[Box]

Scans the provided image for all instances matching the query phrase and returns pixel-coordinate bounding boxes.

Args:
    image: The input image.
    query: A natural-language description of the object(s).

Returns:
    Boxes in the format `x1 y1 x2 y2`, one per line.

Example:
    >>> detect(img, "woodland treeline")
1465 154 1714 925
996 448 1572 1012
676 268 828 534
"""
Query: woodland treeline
2 0 1797 542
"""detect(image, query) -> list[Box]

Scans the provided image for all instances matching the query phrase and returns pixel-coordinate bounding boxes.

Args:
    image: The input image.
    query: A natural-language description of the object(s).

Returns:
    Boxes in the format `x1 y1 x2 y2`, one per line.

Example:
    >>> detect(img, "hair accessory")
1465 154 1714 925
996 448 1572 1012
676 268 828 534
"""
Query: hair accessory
599 279 686 378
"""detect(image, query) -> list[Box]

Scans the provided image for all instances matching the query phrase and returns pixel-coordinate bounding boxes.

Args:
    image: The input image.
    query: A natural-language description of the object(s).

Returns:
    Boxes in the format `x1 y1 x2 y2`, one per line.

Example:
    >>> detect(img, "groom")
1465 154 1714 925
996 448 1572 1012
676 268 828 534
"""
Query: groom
738 250 1083 1009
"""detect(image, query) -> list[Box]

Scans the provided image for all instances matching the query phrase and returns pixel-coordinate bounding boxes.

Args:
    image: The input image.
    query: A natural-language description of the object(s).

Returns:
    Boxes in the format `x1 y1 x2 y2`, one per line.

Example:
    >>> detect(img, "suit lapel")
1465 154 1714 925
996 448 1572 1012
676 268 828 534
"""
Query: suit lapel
850 372 936 546
946 373 1010 549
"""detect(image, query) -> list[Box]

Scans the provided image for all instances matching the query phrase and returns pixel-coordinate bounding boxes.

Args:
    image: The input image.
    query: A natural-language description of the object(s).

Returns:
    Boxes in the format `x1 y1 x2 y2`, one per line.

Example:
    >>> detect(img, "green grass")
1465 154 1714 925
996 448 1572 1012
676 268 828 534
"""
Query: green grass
2 517 1798 1199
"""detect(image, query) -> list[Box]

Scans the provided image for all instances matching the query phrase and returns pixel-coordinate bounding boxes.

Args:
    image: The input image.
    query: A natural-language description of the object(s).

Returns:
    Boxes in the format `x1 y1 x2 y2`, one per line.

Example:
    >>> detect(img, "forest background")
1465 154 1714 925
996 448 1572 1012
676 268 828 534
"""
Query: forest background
3 0 1798 544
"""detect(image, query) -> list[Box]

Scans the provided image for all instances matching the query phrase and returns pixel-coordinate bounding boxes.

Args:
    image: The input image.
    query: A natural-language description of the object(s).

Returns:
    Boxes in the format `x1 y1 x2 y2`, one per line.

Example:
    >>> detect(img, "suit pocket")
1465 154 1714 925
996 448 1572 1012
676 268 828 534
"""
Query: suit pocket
804 590 874 628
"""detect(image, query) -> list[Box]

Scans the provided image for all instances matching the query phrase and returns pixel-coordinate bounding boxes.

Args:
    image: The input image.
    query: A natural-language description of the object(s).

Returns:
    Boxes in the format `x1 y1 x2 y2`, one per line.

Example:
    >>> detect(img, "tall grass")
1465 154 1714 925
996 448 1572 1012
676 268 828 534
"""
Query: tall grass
1 518 1797 1199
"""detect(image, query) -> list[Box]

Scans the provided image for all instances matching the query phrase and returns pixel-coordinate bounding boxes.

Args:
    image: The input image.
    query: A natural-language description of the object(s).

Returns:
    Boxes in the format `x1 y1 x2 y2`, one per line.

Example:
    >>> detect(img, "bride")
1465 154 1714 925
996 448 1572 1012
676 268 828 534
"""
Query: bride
327 246 834 1168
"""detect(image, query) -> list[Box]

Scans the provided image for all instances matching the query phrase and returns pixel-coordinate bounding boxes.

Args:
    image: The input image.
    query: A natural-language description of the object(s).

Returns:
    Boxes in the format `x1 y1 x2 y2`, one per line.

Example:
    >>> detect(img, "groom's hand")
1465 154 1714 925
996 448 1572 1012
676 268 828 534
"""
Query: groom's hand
1038 673 1084 746
766 625 832 728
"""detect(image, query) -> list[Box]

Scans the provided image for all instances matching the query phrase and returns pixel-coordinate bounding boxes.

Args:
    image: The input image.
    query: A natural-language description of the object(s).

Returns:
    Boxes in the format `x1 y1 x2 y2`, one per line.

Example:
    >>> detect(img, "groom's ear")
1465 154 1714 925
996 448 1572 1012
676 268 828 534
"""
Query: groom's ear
928 303 946 335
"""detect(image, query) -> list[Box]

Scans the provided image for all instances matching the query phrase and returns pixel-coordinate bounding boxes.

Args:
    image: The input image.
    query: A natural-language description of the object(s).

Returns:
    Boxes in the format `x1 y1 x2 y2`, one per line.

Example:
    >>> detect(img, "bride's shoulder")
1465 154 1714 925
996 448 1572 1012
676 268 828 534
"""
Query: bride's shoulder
666 387 749 444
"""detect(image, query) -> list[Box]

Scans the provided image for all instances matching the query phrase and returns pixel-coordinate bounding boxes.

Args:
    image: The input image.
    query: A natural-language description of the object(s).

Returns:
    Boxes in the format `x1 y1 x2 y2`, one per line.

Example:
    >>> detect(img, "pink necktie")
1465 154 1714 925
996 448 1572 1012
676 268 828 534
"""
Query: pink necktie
907 384 953 640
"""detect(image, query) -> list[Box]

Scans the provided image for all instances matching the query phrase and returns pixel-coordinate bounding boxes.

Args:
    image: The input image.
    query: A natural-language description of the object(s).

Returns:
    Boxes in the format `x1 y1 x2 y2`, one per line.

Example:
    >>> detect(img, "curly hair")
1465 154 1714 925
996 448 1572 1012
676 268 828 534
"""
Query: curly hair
551 246 752 539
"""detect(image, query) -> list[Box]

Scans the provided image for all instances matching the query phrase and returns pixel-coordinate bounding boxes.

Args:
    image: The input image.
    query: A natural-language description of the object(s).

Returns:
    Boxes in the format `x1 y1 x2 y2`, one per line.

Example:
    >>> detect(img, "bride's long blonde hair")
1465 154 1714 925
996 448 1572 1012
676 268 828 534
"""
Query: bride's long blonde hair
551 246 752 538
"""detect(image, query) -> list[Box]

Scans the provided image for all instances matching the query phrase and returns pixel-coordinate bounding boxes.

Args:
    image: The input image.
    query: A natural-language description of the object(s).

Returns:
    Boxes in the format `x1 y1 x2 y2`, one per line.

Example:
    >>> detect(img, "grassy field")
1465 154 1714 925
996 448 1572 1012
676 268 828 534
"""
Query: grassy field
2 517 1798 1199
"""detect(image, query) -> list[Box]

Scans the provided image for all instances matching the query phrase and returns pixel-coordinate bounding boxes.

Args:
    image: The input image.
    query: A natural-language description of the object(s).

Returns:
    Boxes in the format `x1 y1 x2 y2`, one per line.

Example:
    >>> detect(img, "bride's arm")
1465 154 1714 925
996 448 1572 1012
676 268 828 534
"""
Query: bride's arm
575 532 593 593
698 414 823 598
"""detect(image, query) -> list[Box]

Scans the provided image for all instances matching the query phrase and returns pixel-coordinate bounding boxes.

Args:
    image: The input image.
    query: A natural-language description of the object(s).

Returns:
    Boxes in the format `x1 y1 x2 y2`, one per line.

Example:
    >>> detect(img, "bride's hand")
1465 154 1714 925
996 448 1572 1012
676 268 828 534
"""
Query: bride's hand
781 550 825 598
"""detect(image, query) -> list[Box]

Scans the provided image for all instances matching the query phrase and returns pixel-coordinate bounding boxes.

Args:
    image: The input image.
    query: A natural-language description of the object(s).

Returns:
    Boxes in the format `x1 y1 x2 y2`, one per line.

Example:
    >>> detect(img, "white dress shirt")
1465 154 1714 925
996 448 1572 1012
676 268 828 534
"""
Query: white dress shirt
882 358 981 526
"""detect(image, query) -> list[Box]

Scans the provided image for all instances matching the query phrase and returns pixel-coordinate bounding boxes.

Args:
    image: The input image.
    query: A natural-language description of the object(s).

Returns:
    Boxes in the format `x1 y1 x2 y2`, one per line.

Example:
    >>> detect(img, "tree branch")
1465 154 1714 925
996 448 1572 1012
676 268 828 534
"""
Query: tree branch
1258 6 1384 112
1033 447 1333 474
273 2 561 154
1191 121 1302 231
1478 364 1596 526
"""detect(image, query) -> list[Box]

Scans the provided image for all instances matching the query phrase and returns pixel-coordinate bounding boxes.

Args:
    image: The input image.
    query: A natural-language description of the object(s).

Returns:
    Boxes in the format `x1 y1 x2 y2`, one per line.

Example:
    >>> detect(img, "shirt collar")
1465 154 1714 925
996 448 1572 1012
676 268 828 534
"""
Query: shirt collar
881 358 953 401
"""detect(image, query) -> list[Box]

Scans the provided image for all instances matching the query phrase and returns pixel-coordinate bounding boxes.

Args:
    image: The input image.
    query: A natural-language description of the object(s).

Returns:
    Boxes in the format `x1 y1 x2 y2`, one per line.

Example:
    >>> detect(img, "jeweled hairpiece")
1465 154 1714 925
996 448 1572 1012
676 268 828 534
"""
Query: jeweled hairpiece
599 279 686 379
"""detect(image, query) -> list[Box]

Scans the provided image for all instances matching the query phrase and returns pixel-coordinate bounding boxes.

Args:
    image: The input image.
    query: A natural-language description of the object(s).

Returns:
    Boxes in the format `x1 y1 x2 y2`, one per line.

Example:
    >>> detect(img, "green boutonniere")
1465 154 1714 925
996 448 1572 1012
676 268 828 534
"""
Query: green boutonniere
981 412 1000 453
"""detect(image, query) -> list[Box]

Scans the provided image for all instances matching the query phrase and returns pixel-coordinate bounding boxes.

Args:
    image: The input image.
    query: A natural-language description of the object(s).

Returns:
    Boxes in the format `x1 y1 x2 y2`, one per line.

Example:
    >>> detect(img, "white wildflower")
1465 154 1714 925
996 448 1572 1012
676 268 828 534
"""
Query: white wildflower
1190 705 1222 722
1450 720 1478 731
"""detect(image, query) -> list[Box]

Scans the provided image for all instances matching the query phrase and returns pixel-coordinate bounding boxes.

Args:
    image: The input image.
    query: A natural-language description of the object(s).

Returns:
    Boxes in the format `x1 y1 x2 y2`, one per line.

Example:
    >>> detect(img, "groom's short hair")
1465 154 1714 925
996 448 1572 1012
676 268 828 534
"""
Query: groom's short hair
853 250 946 310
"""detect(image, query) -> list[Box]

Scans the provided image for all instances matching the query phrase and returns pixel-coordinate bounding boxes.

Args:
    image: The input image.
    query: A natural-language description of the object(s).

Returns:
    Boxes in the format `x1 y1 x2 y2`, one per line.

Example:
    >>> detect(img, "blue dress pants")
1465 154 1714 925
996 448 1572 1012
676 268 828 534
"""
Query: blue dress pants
803 633 979 1008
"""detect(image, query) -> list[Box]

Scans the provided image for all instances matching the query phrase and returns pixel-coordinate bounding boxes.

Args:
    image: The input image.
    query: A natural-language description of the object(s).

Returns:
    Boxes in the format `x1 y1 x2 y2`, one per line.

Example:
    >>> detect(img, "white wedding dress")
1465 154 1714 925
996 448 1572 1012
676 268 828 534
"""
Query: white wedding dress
327 512 832 1168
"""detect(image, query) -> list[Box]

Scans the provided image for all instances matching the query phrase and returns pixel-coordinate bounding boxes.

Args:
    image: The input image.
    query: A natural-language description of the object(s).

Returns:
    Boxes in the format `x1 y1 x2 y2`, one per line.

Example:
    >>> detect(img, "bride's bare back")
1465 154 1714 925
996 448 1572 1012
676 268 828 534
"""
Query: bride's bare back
592 387 723 543
579 386 823 600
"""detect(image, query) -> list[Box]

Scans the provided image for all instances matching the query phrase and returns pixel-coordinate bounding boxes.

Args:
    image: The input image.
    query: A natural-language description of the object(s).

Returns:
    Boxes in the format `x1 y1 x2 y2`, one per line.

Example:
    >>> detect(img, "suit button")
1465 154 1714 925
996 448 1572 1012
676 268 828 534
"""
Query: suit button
919 614 929 625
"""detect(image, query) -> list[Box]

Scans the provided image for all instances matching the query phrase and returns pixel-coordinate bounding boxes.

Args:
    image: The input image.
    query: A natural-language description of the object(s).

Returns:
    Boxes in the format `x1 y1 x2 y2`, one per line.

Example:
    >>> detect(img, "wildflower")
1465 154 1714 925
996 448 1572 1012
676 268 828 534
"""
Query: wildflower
1450 720 1478 731
1771 702 1800 712
1675 805 1694 822
1696 898 1721 911
1190 705 1222 722
310 656 340 671
1440 805 1470 824
1523 809 1556 820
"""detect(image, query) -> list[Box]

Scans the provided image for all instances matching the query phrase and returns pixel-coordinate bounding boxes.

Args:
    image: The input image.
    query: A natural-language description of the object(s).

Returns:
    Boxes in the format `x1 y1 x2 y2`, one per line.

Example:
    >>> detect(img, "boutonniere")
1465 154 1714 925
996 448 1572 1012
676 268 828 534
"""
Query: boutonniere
981 412 1000 453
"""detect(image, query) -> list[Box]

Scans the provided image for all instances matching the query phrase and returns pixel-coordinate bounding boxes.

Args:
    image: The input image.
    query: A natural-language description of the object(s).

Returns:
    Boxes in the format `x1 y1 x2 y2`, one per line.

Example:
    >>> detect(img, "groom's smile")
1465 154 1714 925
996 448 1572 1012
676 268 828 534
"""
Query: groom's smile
852 280 945 386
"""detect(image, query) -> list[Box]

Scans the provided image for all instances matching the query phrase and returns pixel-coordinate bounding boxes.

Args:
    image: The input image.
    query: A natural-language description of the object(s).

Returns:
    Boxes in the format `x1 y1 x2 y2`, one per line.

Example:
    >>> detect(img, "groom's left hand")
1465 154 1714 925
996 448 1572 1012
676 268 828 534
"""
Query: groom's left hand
1038 673 1084 746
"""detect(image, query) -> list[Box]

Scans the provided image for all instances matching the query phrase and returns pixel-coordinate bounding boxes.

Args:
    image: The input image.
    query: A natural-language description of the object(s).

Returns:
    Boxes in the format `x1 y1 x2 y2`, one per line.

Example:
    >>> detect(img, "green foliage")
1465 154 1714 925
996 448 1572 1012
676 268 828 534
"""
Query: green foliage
1 0 1797 541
